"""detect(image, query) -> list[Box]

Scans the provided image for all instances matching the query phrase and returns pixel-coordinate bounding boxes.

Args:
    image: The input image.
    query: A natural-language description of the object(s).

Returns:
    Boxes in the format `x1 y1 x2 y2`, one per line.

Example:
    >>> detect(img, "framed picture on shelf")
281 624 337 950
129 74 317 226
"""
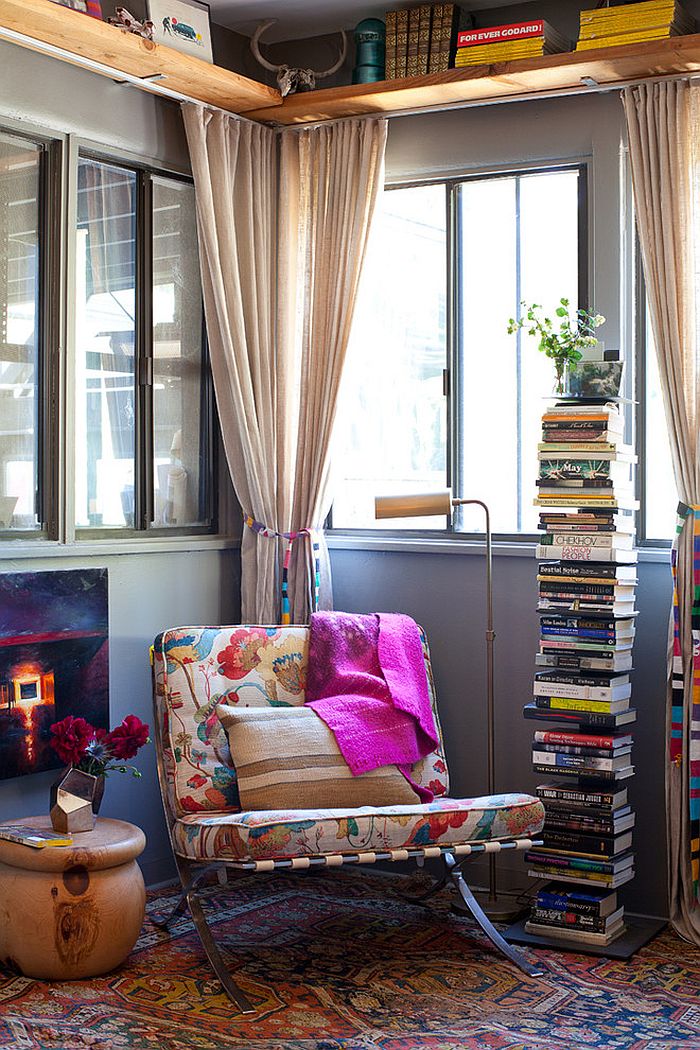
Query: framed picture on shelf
146 0 213 63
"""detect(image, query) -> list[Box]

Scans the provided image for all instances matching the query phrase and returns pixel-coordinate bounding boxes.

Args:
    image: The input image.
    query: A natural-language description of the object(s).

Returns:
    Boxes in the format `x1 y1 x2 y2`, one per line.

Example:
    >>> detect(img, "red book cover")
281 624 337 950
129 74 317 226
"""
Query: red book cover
457 20 545 49
534 730 623 749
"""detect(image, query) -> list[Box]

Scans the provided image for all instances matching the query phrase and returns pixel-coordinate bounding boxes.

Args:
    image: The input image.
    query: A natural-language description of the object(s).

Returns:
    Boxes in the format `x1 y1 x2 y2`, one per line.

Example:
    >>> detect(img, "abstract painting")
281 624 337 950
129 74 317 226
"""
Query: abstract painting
0 569 108 780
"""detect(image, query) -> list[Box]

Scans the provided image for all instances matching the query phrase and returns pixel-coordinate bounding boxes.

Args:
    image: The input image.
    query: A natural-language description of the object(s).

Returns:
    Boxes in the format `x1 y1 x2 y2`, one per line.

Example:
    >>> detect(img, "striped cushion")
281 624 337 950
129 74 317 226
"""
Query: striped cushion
216 704 418 809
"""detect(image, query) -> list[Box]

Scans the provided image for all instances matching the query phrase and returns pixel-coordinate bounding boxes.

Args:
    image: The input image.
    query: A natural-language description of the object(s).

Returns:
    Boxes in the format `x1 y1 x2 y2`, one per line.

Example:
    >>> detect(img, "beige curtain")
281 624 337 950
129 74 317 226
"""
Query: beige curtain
623 80 700 941
183 105 387 622
279 120 388 618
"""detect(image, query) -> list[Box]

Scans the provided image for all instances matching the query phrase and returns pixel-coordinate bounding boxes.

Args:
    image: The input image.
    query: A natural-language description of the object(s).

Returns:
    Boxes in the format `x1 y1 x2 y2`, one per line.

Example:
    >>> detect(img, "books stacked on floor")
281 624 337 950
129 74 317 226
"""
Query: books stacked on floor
525 885 626 946
576 0 695 52
524 393 639 947
384 4 463 79
454 19 569 66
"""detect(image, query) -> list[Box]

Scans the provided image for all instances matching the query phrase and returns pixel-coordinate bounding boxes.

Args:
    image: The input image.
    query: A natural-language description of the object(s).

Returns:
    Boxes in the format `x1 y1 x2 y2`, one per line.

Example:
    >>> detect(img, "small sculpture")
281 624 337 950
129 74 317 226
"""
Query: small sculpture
250 19 348 97
50 768 105 834
108 7 155 40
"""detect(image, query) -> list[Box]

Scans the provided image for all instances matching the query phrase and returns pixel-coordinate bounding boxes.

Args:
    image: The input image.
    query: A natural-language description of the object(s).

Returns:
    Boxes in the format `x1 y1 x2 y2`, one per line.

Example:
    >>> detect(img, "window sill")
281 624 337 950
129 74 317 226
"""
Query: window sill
0 535 240 560
326 532 673 564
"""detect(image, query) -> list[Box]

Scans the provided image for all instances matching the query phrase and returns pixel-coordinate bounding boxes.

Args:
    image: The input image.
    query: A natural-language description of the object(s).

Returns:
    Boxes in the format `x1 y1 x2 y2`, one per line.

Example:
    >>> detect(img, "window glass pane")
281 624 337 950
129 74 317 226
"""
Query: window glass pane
151 177 209 529
332 184 447 529
0 133 42 532
644 307 676 541
458 168 581 534
75 159 136 529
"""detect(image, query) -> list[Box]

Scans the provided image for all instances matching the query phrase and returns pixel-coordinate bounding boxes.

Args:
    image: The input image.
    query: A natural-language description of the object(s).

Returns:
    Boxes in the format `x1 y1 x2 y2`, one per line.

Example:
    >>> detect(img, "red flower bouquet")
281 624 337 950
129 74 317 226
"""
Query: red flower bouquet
50 714 150 778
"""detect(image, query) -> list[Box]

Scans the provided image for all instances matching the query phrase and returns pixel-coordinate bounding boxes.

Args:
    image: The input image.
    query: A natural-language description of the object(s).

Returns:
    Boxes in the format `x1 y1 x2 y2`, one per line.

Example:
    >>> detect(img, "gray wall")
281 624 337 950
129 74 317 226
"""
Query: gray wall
0 42 239 885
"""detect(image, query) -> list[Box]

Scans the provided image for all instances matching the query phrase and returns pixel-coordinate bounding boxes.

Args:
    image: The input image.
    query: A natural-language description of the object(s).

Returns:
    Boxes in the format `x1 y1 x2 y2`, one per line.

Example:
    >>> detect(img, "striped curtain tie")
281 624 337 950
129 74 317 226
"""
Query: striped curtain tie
243 514 321 624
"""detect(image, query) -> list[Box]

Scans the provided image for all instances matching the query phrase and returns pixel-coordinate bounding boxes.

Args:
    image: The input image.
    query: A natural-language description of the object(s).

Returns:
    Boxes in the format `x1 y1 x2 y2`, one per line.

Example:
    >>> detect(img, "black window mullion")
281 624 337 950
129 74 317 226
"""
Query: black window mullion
135 171 154 531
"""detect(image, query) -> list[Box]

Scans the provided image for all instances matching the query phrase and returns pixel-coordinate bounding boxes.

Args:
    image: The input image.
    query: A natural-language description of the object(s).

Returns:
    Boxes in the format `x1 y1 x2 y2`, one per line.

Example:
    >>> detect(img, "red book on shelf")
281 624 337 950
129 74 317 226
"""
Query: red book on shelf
456 20 545 49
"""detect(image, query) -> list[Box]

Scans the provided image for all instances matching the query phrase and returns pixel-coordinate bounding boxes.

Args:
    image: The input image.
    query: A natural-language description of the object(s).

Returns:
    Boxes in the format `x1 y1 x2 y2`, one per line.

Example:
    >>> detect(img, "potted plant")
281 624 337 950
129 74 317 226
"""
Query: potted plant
507 298 606 395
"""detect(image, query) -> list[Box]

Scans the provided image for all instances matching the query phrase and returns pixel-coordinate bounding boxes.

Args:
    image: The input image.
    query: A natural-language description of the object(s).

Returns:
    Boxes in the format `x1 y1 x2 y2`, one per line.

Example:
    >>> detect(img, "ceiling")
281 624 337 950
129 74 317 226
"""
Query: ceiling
208 0 527 41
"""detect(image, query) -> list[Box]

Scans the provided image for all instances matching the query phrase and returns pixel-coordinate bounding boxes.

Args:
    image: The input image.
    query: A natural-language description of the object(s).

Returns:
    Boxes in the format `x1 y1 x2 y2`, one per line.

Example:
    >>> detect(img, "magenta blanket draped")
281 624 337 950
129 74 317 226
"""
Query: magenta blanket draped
305 611 440 802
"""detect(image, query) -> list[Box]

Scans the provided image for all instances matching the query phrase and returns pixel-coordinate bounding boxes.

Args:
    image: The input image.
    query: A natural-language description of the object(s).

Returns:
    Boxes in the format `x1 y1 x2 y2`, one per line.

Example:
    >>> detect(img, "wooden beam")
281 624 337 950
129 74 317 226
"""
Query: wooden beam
246 33 700 125
0 0 281 114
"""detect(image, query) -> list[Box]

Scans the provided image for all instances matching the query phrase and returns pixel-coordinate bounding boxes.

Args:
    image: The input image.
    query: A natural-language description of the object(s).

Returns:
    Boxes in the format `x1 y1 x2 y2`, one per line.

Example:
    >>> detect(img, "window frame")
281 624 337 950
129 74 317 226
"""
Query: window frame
72 146 216 541
328 159 591 542
0 126 219 548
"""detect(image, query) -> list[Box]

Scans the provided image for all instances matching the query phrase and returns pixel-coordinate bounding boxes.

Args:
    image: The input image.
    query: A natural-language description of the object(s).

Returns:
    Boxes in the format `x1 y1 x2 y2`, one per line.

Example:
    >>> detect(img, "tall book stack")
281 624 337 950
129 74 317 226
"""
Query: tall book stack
384 4 462 79
524 397 640 948
576 0 694 51
454 19 569 67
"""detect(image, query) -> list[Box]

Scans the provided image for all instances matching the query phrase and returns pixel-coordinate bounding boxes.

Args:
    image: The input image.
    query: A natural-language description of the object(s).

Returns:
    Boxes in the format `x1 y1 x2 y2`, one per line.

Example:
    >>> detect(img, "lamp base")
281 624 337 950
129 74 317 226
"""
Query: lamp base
452 889 528 924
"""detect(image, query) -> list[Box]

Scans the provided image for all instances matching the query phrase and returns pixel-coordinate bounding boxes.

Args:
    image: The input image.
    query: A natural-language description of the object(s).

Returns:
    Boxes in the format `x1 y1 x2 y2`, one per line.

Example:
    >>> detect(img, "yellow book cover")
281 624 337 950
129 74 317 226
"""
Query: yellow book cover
577 31 677 50
580 0 678 20
539 697 621 712
455 41 545 64
579 20 676 37
0 825 73 849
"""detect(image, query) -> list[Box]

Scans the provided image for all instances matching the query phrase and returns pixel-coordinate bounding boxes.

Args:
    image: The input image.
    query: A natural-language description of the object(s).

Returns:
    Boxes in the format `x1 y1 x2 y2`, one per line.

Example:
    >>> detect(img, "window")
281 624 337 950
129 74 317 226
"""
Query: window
333 166 586 534
640 302 676 544
0 131 46 534
74 155 212 535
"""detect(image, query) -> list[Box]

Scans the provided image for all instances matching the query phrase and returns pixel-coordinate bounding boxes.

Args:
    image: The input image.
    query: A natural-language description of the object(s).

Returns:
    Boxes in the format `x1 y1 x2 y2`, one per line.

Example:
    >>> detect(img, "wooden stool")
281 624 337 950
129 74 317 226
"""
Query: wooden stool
0 816 146 980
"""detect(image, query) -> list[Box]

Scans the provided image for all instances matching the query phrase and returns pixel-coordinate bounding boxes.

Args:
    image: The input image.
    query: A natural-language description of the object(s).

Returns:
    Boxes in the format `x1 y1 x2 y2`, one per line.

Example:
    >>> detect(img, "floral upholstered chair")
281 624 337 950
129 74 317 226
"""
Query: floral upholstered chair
151 624 545 1010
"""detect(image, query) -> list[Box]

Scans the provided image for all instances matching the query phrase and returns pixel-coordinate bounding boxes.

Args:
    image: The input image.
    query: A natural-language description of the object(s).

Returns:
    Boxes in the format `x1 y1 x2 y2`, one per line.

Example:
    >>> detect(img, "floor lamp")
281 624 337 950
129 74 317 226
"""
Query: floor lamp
375 489 526 922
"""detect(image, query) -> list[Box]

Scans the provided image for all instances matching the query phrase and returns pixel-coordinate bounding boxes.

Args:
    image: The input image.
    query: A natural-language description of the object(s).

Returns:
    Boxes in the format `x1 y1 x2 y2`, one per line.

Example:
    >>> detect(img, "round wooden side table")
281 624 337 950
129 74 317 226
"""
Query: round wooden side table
0 816 146 980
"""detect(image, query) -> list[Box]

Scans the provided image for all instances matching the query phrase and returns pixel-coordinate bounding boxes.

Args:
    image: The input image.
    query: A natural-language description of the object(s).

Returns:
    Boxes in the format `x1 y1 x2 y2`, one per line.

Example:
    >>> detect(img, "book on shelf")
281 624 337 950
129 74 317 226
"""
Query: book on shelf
535 884 619 917
537 444 637 461
527 866 635 889
538 531 635 550
538 458 633 481
428 3 461 73
395 9 409 77
536 542 638 561
539 829 634 856
533 696 631 715
525 848 634 875
540 613 637 630
538 562 637 583
538 600 636 616
406 6 421 77
417 3 432 75
532 763 634 780
523 702 637 728
577 0 695 52
530 904 625 933
535 730 632 749
544 809 636 836
541 427 626 443
454 19 569 67
532 750 633 773
524 917 625 945
537 783 629 809
535 496 640 511
538 581 637 598
385 10 398 79
533 676 632 701
535 650 634 672
0 825 73 849
535 740 632 757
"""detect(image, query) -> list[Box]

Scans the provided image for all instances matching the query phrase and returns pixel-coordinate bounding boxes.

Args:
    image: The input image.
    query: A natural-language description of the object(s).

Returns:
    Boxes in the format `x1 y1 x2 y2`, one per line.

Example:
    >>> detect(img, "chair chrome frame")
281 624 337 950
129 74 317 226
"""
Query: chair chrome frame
150 653 545 1014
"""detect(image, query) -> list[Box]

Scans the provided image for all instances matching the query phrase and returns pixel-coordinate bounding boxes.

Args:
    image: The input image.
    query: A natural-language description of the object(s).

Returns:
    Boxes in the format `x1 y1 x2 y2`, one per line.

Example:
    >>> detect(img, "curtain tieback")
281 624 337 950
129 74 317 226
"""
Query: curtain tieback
243 515 321 624
677 502 700 518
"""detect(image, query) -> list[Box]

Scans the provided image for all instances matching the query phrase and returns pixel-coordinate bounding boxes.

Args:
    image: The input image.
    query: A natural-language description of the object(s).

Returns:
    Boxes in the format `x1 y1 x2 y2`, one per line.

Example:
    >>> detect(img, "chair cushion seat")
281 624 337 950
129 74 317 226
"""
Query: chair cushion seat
172 793 544 862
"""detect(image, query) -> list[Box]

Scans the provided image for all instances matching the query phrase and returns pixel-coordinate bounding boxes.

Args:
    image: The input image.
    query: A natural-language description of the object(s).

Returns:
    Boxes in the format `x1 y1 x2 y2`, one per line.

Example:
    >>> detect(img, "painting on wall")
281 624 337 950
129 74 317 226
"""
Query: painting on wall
147 0 213 63
0 569 109 781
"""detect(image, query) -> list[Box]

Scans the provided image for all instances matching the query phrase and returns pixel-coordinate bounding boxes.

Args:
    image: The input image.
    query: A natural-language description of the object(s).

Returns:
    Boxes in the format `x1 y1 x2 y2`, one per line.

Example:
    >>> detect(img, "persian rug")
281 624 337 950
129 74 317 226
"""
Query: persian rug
0 869 697 1050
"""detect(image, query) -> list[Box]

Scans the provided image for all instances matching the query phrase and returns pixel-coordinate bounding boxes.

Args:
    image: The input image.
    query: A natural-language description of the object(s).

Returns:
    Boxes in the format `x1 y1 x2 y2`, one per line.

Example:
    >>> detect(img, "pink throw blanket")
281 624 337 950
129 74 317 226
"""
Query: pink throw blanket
305 611 440 802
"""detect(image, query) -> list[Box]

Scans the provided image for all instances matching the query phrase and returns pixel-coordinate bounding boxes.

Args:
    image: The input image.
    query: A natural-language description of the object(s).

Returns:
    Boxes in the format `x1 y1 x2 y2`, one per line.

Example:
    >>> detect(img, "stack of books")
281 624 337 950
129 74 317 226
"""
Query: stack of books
454 19 569 67
526 884 625 945
384 4 462 79
576 0 695 52
524 394 639 947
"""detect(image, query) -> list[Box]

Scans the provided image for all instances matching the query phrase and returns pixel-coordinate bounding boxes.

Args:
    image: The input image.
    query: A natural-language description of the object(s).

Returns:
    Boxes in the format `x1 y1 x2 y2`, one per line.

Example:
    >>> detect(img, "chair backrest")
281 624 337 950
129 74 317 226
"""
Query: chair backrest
152 624 450 822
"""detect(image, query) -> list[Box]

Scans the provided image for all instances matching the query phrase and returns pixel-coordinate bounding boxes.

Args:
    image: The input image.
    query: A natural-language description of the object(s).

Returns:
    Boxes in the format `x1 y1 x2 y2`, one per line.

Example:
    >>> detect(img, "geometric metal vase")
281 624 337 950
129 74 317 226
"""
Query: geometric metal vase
50 768 105 833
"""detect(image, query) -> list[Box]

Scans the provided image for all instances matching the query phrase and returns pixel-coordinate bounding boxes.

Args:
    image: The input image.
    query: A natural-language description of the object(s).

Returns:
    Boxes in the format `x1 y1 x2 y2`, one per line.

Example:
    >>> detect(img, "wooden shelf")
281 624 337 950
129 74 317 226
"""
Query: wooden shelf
247 33 700 125
0 0 281 115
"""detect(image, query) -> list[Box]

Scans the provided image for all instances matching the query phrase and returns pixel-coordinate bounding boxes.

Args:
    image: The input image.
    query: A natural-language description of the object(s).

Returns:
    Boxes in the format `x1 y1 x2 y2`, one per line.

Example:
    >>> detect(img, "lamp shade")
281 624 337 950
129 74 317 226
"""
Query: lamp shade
374 490 453 519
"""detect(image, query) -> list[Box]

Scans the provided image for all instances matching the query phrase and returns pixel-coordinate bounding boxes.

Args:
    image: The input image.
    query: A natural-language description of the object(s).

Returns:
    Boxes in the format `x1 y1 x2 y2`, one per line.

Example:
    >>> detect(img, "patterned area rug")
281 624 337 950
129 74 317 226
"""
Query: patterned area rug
0 869 697 1050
